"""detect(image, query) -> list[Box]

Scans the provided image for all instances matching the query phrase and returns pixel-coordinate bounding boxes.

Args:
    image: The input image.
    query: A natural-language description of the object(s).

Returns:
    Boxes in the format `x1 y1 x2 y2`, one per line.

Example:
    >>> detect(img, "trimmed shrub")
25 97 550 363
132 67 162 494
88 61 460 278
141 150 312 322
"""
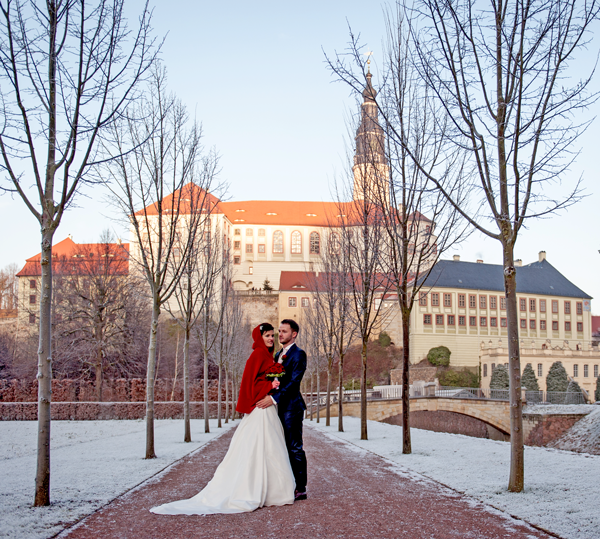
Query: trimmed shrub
438 368 478 388
490 364 509 389
378 332 392 347
521 363 540 391
546 361 568 392
595 376 600 403
566 380 584 404
427 346 451 367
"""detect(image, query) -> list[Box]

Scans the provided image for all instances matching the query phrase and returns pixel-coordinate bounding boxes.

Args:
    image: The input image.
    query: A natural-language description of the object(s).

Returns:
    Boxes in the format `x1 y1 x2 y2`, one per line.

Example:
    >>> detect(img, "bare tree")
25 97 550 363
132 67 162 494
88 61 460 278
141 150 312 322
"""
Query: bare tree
0 0 158 504
387 0 600 492
328 14 469 453
107 66 216 459
0 263 18 311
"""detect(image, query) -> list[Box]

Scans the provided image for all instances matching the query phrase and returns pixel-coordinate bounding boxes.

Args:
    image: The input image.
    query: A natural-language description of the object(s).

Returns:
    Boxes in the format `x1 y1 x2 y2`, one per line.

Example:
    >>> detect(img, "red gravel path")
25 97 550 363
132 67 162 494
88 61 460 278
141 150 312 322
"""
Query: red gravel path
59 425 553 539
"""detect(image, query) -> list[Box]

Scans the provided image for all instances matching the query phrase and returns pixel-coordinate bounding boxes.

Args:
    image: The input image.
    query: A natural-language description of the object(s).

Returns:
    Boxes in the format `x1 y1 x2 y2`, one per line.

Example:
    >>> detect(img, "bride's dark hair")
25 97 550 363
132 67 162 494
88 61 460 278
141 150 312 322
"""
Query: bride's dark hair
259 322 274 335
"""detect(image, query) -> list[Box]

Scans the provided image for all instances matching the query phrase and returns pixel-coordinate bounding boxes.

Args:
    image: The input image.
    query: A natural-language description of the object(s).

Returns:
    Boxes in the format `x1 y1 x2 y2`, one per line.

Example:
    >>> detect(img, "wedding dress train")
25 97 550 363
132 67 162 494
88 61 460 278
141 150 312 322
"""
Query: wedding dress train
150 405 295 515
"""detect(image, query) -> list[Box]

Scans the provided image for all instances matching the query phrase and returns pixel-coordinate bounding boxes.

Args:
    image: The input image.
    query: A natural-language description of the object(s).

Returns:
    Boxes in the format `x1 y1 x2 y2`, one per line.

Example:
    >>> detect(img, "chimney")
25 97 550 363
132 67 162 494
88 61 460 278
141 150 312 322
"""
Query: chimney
477 259 483 264
539 251 546 262
68 234 73 240
515 259 522 267
117 238 122 245
453 255 460 261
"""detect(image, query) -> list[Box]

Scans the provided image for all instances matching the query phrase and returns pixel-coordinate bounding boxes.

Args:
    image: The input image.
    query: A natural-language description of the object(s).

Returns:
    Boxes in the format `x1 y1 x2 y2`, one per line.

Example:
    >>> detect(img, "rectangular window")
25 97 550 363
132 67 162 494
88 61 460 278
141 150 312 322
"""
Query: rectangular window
234 228 241 235
576 302 583 315
233 256 241 265
595 365 599 377
483 364 488 377
419 292 427 306
443 293 452 307
501 317 507 327
258 228 266 237
29 294 36 305
500 297 507 310
520 298 526 311
540 320 546 330
479 295 487 309
458 315 466 326
540 299 546 312
288 297 297 307
469 316 477 326
301 297 309 308
431 293 440 307
577 322 583 332
491 363 496 372
564 301 571 314
436 314 444 325
530 319 536 330
458 294 466 308
565 321 571 331
29 279 36 289
490 317 497 327
552 320 559 331
537 364 543 377
573 364 578 377
520 319 527 329
424 314 432 325
258 244 266 254
234 241 241 249
469 295 476 308
530 299 536 312
246 229 253 236
584 365 589 378
490 296 497 310
552 300 559 313
29 313 35 324
447 315 455 325
245 244 253 253
480 317 487 327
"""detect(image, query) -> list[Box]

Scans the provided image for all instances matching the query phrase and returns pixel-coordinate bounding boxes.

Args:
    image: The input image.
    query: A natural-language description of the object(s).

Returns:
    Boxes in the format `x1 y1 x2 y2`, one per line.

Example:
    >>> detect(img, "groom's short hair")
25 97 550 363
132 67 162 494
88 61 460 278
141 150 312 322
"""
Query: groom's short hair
281 318 299 334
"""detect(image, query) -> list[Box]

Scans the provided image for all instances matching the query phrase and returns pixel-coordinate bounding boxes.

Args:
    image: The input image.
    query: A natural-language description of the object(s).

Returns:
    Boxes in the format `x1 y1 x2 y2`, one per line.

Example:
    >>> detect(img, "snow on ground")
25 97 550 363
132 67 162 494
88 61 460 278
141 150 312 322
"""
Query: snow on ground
0 419 234 539
548 407 600 456
311 417 600 539
524 404 598 415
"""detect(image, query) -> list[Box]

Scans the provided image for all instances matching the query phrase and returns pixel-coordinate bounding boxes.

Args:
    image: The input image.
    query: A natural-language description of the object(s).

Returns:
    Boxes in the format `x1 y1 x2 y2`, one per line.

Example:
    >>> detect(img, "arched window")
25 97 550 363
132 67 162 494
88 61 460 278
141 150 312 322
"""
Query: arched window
329 232 340 254
309 232 320 255
291 231 302 254
258 228 266 237
273 230 284 254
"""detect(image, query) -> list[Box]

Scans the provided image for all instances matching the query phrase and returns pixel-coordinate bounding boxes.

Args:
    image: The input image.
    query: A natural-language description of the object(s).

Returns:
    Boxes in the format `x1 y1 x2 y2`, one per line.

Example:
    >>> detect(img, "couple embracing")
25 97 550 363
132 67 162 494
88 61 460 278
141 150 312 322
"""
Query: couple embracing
151 319 307 515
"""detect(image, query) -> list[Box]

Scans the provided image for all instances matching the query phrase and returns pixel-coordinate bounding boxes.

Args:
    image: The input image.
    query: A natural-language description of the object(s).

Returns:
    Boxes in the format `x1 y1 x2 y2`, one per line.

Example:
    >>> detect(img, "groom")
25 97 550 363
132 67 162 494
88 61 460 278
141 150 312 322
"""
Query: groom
256 319 308 500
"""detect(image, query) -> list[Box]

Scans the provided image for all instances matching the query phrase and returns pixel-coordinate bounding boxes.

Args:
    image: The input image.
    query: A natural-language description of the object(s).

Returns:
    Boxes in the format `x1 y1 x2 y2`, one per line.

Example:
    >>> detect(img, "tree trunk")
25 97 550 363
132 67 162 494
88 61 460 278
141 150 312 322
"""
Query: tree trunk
171 329 180 401
203 345 210 433
310 374 314 421
34 228 54 506
316 366 320 423
360 339 368 440
145 299 160 459
326 359 332 426
217 363 222 428
401 308 411 454
183 327 191 443
95 323 103 402
338 354 344 432
225 368 229 424
503 244 524 492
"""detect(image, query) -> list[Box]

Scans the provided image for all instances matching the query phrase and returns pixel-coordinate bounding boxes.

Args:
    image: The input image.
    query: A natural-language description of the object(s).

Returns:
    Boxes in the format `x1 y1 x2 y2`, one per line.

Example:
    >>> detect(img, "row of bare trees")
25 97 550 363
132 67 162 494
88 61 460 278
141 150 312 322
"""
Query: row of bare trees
327 0 599 492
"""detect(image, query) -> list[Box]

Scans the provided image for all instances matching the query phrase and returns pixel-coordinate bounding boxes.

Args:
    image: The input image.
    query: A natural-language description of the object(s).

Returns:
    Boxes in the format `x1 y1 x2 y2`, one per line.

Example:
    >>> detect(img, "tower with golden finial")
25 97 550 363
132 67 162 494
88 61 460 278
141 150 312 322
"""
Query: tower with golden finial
352 56 390 206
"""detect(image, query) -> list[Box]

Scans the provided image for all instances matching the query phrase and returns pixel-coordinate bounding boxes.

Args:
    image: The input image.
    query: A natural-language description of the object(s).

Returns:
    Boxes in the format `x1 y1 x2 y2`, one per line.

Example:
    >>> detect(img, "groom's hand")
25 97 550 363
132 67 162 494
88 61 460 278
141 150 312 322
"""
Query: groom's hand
256 396 274 409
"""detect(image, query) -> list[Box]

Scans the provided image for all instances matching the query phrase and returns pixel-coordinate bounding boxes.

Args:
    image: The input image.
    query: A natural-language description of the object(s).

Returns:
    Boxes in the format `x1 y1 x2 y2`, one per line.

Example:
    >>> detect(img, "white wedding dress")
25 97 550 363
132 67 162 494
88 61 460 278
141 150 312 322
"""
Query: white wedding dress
150 405 295 515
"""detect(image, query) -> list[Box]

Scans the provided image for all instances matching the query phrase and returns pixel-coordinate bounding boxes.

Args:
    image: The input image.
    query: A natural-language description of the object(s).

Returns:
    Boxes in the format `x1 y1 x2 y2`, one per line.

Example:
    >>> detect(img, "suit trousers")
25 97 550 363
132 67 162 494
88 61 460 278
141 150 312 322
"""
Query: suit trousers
280 408 307 492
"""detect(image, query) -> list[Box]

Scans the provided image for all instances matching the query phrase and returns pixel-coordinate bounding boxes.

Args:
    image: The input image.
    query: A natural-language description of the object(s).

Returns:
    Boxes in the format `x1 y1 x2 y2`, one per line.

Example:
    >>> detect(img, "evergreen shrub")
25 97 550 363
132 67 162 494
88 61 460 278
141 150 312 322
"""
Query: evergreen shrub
595 376 600 403
427 346 451 366
521 363 540 391
546 361 568 392
490 364 509 389
438 368 478 388
378 332 392 347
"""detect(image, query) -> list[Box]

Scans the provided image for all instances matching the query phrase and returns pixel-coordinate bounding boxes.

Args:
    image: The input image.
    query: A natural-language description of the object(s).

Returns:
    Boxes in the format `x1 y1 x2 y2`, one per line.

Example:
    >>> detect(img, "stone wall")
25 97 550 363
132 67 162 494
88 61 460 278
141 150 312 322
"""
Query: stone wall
0 378 224 403
523 413 588 447
0 401 230 421
239 294 279 330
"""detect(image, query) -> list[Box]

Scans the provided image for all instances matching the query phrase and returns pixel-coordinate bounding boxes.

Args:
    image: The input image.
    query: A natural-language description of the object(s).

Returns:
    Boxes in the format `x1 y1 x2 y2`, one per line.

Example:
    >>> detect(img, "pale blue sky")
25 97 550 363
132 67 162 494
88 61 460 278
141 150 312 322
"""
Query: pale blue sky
1 0 599 312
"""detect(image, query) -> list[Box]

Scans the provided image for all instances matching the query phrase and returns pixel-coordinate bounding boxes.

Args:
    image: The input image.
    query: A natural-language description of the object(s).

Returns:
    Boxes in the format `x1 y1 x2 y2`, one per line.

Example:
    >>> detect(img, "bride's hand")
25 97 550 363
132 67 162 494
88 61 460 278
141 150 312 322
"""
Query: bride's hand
271 380 280 390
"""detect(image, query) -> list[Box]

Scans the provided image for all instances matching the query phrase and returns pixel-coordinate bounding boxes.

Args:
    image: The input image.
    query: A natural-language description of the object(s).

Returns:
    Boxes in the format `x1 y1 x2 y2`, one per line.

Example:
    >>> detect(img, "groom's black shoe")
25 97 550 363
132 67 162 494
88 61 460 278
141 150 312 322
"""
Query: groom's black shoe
294 490 307 501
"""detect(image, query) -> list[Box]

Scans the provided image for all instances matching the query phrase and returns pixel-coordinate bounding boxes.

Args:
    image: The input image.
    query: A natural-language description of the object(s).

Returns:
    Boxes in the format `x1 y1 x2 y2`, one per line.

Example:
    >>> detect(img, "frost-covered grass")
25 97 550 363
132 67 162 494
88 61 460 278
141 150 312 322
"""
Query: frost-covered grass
0 419 234 539
311 417 600 539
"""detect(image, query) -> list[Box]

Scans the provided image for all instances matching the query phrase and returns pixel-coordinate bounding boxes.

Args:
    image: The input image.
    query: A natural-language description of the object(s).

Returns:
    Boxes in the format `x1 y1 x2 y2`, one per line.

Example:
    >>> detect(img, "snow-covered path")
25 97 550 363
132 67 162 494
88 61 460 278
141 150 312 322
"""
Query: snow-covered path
0 419 234 539
312 417 600 539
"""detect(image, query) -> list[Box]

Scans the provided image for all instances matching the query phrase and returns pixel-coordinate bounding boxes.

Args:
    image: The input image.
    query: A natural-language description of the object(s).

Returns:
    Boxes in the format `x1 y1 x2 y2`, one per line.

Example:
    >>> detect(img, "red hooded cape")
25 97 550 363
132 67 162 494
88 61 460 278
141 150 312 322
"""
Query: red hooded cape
235 325 276 414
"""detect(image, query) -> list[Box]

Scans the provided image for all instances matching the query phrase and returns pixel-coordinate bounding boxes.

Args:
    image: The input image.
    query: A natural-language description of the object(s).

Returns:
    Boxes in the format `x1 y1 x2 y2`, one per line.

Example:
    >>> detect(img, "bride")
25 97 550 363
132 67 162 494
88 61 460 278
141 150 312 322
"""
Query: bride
150 323 295 515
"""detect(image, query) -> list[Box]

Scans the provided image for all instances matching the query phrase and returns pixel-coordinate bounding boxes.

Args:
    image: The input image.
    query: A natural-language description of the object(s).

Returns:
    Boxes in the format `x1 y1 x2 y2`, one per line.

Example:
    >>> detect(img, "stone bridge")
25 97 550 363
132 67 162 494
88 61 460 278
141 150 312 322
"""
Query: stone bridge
326 397 512 434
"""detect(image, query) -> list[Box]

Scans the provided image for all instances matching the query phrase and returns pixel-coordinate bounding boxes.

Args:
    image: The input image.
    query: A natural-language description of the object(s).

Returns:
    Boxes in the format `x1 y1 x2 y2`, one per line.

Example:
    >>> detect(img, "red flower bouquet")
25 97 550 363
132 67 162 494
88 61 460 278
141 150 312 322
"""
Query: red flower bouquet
265 362 286 380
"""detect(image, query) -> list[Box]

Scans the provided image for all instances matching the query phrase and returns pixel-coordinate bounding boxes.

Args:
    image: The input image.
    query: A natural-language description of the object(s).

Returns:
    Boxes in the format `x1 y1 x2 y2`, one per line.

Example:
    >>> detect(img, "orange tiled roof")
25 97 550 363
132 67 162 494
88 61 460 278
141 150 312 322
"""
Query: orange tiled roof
16 237 130 277
134 183 222 216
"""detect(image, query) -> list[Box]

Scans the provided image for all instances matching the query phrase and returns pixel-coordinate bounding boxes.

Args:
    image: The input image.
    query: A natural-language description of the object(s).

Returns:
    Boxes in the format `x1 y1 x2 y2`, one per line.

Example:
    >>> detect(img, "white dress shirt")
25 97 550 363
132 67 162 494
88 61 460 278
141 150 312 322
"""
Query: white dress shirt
271 342 295 404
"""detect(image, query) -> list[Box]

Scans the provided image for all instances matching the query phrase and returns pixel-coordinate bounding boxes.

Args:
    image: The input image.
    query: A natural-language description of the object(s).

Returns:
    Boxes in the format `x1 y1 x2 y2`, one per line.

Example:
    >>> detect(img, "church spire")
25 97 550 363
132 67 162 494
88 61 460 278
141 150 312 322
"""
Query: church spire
352 69 389 205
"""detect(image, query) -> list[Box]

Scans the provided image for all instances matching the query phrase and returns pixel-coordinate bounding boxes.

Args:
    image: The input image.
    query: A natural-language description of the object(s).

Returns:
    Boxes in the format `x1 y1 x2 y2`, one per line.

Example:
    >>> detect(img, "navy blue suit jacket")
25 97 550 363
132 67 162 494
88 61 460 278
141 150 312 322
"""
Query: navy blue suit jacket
272 343 307 416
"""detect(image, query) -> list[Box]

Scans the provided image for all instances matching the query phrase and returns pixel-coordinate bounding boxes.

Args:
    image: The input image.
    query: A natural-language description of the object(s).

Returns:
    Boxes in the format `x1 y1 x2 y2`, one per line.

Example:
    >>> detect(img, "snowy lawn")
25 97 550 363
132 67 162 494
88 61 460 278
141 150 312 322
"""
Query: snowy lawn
311 417 600 539
0 419 234 539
